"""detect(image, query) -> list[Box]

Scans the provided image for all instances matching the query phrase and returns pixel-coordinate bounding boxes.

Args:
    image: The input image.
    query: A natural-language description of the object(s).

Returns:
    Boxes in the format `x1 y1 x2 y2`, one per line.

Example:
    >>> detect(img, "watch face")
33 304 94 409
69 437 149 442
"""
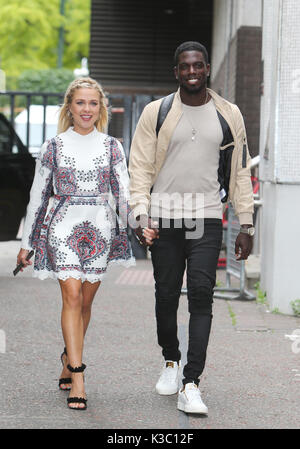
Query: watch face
248 227 255 236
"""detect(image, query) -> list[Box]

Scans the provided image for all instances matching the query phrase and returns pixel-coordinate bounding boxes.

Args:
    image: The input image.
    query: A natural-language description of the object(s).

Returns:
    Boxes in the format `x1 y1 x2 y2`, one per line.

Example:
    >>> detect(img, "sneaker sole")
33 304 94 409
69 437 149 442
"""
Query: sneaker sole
177 401 208 415
156 385 179 395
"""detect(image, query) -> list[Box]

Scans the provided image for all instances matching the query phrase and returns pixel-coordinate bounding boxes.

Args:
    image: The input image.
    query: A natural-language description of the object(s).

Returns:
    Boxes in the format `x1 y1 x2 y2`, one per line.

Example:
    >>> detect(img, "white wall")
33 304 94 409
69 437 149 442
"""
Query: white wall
260 183 300 314
260 0 300 184
260 0 300 314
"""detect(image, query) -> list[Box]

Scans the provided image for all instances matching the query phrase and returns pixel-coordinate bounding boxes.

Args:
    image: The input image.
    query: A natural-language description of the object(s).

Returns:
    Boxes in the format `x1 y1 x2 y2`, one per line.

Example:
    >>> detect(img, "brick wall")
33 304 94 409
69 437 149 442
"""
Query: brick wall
211 26 262 157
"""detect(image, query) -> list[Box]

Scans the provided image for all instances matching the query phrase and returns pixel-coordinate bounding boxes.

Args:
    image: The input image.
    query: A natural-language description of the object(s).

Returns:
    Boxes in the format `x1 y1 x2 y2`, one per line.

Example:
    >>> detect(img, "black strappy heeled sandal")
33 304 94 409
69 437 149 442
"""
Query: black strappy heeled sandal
58 347 72 391
67 363 87 411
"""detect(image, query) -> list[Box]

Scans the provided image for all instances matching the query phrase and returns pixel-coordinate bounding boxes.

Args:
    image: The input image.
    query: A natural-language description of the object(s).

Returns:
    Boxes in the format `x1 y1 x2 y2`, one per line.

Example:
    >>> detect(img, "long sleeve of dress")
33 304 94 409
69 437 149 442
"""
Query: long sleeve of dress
21 140 54 250
108 137 134 265
109 138 131 227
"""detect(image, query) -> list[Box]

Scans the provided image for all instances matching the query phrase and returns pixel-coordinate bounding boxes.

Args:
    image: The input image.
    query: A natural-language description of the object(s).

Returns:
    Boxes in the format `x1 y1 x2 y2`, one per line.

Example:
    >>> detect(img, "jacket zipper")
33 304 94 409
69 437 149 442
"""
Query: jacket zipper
242 137 247 168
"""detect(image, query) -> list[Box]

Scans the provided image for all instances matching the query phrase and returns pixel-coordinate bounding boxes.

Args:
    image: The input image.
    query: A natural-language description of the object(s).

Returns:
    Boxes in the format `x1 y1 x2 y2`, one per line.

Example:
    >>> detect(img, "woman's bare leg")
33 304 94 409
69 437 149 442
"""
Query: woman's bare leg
59 278 85 409
58 279 101 400
82 281 101 335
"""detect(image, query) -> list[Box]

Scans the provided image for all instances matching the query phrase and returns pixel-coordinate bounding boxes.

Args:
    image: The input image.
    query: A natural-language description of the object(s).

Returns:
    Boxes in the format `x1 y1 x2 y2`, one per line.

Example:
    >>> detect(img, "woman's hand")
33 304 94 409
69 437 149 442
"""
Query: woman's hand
142 226 159 246
133 215 159 246
16 249 33 272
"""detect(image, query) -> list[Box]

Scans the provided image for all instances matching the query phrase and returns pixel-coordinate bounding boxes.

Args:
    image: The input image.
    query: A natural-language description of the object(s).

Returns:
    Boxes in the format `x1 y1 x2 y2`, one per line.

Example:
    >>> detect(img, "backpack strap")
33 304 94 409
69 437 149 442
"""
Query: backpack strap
155 93 175 137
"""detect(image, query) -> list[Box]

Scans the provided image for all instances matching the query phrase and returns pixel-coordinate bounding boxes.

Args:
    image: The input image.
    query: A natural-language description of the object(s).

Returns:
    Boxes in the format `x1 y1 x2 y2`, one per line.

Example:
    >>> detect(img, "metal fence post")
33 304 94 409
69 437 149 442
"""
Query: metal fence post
127 94 152 259
121 95 133 162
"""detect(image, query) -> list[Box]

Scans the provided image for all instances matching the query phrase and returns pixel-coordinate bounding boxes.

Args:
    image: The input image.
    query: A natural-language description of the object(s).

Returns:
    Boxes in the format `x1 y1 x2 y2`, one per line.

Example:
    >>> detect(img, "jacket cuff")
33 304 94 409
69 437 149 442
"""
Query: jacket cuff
20 242 33 251
238 213 253 226
130 204 149 220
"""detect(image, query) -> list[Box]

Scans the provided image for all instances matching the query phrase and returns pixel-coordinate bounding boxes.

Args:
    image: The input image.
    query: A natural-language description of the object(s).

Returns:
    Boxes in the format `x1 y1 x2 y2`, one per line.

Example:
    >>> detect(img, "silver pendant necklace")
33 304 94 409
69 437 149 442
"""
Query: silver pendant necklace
185 90 209 142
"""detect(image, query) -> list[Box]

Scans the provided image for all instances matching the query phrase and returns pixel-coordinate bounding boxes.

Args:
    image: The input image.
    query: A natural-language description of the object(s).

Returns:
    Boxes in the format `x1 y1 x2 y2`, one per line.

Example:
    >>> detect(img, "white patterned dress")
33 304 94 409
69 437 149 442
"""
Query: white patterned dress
21 127 135 283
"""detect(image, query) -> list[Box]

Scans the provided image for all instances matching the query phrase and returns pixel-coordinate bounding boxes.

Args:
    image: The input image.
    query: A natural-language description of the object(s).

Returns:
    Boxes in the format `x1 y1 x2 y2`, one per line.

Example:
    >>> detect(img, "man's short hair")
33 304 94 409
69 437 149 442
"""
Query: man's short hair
174 41 209 66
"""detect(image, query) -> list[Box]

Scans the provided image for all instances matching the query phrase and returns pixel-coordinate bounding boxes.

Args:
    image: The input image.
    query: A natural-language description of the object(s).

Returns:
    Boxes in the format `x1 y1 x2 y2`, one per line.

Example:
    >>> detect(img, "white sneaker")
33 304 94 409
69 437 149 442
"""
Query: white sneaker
177 382 208 414
155 361 180 395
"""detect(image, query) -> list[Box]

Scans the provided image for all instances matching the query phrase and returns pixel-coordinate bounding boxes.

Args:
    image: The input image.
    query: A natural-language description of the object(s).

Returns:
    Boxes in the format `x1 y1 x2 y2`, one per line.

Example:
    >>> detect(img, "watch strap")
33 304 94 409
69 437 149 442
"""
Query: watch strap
240 226 255 236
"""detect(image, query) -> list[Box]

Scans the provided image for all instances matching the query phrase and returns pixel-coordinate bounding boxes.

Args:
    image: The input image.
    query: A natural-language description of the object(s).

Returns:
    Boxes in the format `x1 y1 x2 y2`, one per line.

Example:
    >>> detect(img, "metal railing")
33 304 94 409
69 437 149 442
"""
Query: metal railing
0 91 160 162
0 91 64 148
213 157 261 300
213 203 256 301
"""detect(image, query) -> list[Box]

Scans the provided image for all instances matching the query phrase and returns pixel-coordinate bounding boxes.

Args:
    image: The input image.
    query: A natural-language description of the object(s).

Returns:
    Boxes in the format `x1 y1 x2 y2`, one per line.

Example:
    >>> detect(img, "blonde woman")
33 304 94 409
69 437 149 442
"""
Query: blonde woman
16 77 135 410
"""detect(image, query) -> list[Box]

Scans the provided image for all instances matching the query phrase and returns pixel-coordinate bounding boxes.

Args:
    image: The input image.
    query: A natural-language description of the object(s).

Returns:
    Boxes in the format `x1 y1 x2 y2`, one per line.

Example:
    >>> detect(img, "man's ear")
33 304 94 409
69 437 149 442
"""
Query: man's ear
174 66 178 80
206 63 211 77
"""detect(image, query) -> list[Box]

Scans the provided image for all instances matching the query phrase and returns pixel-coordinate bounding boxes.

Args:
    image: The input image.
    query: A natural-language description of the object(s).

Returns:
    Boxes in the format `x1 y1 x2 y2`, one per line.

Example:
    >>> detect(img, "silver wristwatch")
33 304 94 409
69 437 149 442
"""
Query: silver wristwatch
240 226 255 236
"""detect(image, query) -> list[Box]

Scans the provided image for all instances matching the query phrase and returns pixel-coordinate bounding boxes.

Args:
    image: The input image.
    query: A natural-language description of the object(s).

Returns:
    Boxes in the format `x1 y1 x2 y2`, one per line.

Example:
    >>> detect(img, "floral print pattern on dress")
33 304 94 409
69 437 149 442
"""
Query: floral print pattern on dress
66 221 108 266
21 128 135 283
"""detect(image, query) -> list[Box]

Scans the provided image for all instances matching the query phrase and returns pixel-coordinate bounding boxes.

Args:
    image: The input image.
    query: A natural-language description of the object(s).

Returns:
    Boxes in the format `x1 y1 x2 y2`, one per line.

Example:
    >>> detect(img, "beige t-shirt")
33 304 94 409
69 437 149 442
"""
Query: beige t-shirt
151 99 223 219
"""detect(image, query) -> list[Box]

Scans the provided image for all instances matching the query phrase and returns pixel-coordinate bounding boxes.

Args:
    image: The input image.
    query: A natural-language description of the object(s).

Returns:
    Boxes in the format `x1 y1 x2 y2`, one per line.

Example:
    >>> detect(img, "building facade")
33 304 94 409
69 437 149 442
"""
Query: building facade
210 0 262 158
89 0 213 94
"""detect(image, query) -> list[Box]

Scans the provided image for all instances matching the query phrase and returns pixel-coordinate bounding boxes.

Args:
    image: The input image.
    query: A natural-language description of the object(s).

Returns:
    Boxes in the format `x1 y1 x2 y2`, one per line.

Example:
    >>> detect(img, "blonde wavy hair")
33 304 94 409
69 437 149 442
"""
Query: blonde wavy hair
58 77 108 133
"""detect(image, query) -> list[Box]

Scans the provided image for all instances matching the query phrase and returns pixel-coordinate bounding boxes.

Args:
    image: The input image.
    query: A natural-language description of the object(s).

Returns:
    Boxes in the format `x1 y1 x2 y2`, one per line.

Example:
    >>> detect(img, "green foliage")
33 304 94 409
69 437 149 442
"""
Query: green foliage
291 299 300 317
0 0 91 78
63 0 91 67
0 0 62 76
254 282 268 306
227 302 237 327
271 308 280 314
17 68 74 104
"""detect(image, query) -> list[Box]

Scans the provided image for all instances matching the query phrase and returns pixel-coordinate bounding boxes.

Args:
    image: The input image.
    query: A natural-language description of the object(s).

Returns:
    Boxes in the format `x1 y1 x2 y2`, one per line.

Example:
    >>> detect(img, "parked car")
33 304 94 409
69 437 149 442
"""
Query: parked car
0 113 35 241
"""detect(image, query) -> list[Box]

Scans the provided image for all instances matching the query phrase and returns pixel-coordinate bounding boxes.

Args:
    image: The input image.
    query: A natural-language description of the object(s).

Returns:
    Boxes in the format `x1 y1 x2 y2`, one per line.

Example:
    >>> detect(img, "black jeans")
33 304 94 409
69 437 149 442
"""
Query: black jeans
150 218 223 386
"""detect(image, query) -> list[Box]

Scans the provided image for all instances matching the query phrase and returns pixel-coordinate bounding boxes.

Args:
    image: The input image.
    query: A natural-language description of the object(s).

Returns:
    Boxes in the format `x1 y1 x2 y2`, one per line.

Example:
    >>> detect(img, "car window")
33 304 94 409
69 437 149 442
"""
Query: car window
0 116 20 154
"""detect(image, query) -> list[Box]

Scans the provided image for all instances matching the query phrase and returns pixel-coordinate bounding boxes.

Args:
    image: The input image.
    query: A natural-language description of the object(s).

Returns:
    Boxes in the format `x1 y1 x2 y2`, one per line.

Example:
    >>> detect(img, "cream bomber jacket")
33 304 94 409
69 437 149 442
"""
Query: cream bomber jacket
128 88 254 225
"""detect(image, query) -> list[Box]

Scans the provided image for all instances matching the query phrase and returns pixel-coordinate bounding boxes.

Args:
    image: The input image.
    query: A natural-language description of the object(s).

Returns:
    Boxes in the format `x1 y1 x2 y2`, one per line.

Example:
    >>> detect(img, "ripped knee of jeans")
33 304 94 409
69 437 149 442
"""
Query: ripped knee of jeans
187 285 213 314
155 286 181 313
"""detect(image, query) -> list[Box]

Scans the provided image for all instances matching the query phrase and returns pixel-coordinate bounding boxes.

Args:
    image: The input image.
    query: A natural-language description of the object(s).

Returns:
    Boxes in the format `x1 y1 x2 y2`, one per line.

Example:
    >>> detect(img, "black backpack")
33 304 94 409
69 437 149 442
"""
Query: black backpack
155 93 175 137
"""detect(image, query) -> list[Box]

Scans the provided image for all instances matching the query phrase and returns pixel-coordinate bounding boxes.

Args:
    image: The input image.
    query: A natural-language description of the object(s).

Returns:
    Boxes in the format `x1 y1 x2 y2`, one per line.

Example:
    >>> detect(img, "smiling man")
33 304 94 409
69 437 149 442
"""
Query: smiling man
129 41 254 415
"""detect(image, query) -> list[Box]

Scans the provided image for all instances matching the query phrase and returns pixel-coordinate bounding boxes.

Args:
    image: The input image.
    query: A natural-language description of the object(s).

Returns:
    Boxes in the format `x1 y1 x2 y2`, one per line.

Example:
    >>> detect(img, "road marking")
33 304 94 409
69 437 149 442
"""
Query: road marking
115 269 187 287
115 269 154 286
0 330 6 353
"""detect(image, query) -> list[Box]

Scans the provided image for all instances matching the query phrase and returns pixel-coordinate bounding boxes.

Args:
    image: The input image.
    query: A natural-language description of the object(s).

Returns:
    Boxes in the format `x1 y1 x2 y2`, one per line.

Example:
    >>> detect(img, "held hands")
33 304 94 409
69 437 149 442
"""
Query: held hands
16 249 33 272
235 233 253 261
134 214 159 247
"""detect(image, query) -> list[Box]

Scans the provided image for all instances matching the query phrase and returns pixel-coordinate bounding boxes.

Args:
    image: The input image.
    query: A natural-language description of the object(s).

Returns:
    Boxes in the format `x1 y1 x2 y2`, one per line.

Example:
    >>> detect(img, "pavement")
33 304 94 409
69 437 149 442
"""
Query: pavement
0 240 299 430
